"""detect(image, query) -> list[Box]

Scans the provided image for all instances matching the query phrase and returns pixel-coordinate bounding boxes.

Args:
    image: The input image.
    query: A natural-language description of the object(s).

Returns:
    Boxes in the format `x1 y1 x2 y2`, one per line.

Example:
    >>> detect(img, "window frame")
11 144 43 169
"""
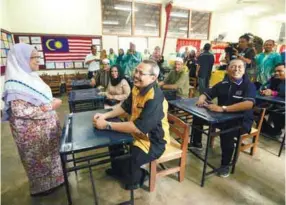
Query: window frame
101 0 161 37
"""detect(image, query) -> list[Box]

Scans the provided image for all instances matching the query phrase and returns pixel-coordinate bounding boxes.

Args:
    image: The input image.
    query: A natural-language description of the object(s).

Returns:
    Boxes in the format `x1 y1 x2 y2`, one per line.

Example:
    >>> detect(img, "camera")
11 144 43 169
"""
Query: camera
225 43 238 61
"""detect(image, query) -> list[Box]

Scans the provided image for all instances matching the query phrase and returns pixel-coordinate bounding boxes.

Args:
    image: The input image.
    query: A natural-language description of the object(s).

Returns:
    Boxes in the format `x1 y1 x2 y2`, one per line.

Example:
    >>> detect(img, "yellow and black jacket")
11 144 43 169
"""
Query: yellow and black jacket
121 82 170 158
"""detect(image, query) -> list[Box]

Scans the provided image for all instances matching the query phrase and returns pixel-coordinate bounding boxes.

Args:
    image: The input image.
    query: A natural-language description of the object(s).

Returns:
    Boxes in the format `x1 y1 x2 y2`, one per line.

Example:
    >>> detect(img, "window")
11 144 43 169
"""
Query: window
134 3 160 36
189 11 211 40
167 8 190 38
102 0 132 35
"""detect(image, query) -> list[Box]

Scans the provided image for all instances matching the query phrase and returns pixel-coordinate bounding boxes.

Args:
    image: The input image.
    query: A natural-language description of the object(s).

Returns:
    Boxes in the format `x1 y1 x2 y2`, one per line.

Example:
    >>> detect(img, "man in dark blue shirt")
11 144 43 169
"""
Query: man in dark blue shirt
190 59 256 177
197 43 215 94
260 63 285 136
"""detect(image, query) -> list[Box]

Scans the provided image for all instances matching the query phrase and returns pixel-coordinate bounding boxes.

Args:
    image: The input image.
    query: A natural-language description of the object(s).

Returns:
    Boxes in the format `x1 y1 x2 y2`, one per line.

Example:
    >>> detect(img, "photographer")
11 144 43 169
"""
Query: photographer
235 34 256 80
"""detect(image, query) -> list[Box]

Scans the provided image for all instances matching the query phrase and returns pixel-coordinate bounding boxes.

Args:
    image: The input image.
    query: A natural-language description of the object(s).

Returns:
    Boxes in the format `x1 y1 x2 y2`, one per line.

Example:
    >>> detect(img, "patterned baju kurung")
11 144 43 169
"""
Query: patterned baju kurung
9 100 64 195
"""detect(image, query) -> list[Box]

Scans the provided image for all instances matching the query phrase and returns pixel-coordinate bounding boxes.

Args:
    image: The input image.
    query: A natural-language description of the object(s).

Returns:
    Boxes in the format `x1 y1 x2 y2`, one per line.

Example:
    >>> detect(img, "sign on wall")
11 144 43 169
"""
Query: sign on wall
1 29 14 76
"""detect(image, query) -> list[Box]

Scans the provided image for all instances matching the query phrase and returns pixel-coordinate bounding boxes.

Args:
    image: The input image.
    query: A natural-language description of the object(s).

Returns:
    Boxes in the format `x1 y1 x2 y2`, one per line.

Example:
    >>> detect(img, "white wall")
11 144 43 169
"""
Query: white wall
1 0 10 31
210 12 252 42
7 0 102 35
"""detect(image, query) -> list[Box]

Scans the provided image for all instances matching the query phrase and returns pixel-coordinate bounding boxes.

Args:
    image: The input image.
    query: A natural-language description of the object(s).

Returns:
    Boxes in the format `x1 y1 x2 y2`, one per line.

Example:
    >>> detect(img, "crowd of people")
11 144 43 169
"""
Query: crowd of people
2 32 285 196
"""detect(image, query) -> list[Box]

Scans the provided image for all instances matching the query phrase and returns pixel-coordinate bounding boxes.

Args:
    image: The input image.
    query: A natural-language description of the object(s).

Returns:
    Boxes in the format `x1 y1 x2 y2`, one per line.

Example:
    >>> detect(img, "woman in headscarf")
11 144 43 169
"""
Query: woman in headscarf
2 43 64 196
116 48 126 76
101 65 131 105
124 43 142 78
150 46 164 79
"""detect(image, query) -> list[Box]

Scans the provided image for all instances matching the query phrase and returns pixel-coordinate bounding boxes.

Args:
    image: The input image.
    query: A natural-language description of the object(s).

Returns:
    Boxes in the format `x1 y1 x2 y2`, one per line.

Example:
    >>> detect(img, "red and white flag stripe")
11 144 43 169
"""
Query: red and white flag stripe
44 38 91 62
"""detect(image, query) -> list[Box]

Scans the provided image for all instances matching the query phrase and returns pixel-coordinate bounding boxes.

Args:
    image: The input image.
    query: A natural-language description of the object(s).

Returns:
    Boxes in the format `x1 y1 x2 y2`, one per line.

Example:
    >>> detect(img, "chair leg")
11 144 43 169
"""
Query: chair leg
250 134 258 156
179 156 186 182
149 161 157 192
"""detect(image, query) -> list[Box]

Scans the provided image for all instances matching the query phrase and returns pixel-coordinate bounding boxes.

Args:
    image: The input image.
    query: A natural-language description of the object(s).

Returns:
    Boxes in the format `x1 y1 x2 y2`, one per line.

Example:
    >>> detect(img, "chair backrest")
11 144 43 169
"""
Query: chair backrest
167 113 189 151
253 107 266 131
189 77 197 87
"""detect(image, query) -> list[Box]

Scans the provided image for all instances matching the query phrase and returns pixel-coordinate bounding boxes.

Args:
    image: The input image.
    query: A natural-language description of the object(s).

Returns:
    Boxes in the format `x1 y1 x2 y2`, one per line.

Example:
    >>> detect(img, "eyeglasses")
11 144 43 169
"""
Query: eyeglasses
275 70 284 73
134 69 154 76
30 56 40 59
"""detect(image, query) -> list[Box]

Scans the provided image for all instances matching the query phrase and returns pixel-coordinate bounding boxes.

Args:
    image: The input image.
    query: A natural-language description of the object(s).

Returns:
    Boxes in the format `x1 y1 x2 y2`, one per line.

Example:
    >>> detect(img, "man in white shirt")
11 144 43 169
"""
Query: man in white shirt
85 45 100 79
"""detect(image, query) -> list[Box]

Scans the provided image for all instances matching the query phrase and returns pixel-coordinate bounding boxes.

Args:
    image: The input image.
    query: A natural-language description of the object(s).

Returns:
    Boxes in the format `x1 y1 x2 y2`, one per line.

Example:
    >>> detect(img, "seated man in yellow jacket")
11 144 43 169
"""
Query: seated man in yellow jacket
93 59 170 190
159 57 190 98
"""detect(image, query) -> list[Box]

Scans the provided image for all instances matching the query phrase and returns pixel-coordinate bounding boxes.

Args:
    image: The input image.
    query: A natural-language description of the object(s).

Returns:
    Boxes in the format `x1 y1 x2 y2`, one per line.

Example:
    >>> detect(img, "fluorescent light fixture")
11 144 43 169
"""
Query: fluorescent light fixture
114 5 138 12
103 21 119 25
144 23 157 27
269 14 286 21
179 27 188 31
171 12 188 18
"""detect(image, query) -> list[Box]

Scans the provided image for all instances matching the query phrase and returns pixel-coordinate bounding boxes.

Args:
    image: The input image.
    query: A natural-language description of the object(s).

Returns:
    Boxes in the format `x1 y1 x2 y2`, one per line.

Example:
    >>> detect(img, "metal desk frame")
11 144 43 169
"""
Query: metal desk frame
60 113 134 205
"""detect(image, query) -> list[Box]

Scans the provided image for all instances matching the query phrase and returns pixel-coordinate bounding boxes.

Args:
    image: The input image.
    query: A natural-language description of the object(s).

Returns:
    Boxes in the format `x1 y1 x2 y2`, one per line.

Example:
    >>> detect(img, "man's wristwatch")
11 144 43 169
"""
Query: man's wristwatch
105 122 112 130
222 106 227 112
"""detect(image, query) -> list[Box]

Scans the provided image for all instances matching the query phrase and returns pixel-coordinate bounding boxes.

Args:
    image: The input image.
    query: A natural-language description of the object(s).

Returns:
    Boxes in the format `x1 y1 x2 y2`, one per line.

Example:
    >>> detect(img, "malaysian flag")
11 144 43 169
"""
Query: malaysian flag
42 37 91 62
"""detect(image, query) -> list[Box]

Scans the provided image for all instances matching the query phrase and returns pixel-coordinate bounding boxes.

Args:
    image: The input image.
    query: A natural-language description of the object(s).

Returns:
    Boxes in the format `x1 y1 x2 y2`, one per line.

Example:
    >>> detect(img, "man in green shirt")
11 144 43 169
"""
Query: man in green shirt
159 57 189 98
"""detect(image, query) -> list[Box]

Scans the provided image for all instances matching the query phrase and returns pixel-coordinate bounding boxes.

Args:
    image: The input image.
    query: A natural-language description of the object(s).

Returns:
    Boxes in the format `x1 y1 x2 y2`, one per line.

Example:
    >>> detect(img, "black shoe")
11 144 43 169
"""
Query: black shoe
30 183 64 197
105 168 122 180
189 142 203 151
124 169 149 190
217 166 230 178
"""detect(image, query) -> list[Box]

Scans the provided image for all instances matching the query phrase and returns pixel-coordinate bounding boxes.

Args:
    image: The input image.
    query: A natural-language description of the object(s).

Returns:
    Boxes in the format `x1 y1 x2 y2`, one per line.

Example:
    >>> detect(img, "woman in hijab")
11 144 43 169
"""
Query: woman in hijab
2 43 64 196
116 48 126 76
101 65 131 105
186 50 198 78
150 46 164 79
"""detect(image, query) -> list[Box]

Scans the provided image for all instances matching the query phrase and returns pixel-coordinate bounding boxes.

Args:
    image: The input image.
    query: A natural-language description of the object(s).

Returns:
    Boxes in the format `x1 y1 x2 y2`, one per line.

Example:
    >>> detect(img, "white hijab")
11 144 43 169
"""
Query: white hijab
3 43 53 119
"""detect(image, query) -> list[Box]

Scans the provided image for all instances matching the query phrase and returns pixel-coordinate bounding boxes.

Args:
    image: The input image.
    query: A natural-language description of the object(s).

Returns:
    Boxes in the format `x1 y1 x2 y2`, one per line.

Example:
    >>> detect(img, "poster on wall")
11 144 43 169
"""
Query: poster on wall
33 44 43 51
55 62 65 69
210 41 228 65
176 39 201 54
19 36 30 44
1 29 14 75
46 62 55 69
31 37 41 44
65 62 74 69
74 62 83 68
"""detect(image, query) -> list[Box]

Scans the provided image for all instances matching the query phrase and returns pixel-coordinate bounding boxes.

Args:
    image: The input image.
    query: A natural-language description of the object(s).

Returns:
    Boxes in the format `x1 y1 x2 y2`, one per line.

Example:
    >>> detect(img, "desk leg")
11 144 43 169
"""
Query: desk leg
129 144 134 205
201 125 212 187
231 122 242 174
278 134 285 157
61 154 72 205
88 160 99 205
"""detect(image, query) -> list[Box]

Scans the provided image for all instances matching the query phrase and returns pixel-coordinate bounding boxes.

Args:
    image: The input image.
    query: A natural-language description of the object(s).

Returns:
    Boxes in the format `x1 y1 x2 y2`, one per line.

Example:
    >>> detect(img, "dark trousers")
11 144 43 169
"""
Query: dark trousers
262 110 285 134
192 117 247 166
88 71 94 79
109 145 155 185
198 77 210 94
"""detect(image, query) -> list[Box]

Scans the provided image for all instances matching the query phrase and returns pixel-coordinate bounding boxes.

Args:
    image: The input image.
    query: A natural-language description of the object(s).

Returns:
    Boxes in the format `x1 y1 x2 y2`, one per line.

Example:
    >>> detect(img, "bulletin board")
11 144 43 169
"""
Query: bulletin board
13 33 102 70
1 29 14 75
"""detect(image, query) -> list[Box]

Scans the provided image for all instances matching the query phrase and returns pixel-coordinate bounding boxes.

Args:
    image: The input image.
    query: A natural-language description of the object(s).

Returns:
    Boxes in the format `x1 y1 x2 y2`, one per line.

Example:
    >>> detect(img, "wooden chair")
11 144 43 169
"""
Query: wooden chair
149 113 189 192
49 75 61 95
64 74 76 93
210 107 266 156
239 107 266 156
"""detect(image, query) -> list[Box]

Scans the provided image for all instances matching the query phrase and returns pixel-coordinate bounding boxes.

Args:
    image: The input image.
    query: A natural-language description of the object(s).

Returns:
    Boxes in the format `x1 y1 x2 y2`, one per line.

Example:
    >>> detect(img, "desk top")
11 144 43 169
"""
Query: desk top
169 98 244 124
255 94 285 105
60 110 133 153
71 79 91 86
69 88 102 102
